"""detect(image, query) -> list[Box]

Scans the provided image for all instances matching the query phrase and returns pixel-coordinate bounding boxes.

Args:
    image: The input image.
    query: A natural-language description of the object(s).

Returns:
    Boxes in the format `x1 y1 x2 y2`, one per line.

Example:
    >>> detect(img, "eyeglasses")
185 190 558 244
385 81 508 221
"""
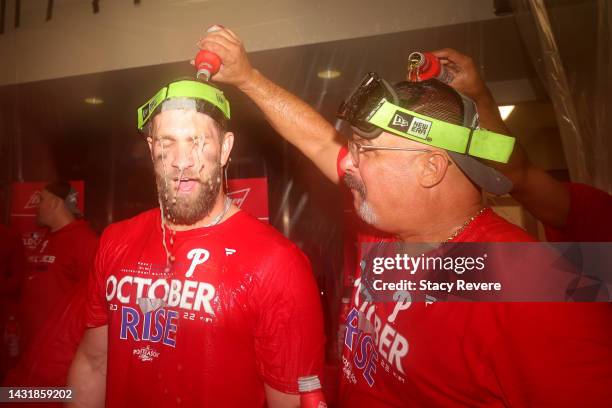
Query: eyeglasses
348 140 432 167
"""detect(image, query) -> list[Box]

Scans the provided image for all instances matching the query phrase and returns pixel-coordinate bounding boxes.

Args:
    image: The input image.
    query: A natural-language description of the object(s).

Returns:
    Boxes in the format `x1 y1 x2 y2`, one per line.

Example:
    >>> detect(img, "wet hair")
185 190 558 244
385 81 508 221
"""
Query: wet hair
143 99 228 141
142 78 229 141
394 79 464 126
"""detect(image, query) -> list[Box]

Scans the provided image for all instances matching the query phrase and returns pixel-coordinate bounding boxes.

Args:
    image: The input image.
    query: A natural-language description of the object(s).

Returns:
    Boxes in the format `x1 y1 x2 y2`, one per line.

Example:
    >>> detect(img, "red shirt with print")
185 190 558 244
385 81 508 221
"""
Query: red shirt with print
336 148 612 407
86 209 325 408
19 220 98 349
4 286 88 408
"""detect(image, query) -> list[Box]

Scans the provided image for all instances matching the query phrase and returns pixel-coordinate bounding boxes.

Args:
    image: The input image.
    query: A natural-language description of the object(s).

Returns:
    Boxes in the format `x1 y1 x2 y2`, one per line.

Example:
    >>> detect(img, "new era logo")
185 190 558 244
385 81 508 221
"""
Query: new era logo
409 117 432 138
391 113 411 128
141 106 149 121
388 111 432 140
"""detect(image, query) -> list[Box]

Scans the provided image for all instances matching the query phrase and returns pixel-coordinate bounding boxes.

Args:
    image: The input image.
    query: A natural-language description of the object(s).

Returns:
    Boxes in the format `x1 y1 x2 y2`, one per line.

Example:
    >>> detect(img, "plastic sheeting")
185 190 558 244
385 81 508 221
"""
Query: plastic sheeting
512 0 612 193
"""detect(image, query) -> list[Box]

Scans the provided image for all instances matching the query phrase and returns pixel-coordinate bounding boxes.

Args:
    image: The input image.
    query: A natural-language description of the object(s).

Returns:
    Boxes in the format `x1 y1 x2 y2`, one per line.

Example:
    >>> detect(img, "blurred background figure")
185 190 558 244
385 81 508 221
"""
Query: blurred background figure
18 181 98 353
0 223 25 379
430 48 612 243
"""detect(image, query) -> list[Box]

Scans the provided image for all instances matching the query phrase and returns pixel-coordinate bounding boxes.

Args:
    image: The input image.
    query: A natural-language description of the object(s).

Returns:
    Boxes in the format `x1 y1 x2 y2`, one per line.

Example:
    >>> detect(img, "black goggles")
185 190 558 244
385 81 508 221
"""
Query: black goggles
336 72 399 139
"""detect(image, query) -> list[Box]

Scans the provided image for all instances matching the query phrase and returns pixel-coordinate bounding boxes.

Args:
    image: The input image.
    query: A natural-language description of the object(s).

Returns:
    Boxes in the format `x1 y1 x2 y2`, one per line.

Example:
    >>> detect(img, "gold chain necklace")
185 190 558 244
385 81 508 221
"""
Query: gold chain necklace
445 207 487 242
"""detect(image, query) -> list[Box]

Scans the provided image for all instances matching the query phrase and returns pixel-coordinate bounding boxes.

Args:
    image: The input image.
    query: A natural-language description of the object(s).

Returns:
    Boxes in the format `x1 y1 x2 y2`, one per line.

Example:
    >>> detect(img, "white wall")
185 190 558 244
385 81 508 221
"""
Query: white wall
0 0 498 85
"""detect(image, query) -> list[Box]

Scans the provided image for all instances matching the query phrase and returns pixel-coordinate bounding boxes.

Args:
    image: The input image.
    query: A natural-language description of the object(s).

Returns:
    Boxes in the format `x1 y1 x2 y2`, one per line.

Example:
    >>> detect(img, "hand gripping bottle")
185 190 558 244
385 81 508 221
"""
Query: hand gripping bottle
195 25 223 81
298 375 327 408
407 51 453 84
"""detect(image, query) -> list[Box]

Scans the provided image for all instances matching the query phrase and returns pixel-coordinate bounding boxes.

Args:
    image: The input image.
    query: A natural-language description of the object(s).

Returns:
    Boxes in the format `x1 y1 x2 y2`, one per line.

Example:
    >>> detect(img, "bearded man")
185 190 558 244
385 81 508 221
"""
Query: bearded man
67 79 325 408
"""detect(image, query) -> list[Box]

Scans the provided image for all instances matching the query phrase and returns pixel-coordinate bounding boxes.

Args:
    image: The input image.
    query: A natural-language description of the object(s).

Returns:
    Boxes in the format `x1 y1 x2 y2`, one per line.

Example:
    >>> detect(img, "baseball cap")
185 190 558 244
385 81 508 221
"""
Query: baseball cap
44 181 83 218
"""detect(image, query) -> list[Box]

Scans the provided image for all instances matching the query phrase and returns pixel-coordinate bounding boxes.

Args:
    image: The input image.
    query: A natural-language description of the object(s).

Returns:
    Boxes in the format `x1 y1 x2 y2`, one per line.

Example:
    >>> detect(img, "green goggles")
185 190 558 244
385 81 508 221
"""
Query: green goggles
336 72 515 163
137 80 231 130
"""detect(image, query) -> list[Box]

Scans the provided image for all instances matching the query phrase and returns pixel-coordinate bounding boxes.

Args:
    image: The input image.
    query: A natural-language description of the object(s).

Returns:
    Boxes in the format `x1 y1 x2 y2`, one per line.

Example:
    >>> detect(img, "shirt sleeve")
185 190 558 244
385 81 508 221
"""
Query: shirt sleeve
74 228 99 283
85 229 111 328
544 182 612 242
7 228 25 297
250 244 326 394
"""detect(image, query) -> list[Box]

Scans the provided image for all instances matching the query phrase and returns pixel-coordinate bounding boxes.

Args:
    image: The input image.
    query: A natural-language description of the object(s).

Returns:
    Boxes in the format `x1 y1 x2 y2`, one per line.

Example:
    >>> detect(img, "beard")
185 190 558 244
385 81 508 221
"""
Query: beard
343 173 378 225
155 164 222 226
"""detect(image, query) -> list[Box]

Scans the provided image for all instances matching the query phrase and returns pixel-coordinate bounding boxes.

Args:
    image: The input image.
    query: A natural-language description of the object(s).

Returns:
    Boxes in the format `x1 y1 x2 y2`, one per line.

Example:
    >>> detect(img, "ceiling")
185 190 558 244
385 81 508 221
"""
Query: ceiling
1 0 602 227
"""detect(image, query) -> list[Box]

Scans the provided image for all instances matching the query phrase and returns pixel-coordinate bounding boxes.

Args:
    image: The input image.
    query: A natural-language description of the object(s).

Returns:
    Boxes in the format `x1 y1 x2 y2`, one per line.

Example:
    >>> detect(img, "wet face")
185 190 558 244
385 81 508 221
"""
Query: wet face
147 109 233 226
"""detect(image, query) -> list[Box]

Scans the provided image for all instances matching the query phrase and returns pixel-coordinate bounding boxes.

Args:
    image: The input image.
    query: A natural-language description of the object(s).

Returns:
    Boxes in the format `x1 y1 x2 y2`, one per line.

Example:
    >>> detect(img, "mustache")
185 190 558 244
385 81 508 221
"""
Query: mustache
343 173 366 198
162 172 203 182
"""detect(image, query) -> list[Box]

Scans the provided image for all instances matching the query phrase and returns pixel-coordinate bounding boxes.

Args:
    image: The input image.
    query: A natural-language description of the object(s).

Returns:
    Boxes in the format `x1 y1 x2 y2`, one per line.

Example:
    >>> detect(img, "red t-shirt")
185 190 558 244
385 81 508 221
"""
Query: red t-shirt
0 224 24 300
336 149 612 407
19 220 98 349
544 182 612 242
4 285 88 408
86 209 325 407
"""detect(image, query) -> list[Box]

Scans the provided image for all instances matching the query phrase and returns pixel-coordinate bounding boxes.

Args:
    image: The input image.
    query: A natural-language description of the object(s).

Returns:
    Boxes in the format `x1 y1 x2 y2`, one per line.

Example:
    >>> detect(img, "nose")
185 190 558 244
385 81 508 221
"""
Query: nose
171 144 195 172
340 147 357 175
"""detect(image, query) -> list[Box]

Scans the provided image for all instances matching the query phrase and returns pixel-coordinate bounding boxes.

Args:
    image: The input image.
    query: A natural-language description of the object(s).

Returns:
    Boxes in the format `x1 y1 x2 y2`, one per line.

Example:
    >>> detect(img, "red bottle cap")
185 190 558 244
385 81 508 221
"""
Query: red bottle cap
195 49 221 81
407 51 441 81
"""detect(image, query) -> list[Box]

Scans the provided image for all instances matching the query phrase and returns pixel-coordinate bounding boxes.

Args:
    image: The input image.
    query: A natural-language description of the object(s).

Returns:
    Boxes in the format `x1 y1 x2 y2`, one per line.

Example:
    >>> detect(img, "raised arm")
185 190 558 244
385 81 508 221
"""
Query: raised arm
67 325 108 408
431 48 570 229
197 27 343 183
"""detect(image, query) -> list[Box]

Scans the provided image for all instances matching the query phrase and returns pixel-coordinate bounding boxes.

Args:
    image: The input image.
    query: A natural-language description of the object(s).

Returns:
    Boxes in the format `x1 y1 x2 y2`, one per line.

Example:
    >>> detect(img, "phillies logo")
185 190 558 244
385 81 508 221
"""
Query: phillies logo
185 248 210 278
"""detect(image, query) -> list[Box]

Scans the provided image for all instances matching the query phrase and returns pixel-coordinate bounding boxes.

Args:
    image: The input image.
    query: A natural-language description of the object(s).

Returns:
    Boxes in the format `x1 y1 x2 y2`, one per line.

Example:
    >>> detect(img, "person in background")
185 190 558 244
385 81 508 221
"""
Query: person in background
432 48 612 242
19 181 98 350
0 223 25 380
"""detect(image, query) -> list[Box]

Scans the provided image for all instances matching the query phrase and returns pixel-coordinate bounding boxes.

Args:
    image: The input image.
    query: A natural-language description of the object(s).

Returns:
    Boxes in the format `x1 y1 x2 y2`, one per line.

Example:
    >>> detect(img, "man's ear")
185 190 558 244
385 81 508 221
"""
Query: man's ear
146 135 158 163
416 151 450 188
220 132 234 166
49 194 63 211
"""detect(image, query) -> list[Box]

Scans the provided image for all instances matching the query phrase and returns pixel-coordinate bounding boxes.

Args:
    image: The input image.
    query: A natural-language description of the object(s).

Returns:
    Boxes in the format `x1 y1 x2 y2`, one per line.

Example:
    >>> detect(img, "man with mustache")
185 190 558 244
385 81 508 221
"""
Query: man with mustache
67 80 325 407
199 27 611 407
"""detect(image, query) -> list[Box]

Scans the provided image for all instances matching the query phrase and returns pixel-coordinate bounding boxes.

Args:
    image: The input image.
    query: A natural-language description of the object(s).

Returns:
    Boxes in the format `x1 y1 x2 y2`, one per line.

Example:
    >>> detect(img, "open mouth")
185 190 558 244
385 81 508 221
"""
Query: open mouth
173 177 199 193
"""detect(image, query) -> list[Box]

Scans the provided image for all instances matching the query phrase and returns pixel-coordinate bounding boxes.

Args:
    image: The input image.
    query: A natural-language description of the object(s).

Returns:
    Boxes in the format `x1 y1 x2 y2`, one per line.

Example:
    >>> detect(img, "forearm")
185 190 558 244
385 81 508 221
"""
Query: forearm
432 48 571 227
67 336 107 407
238 69 342 183
509 166 570 229
473 91 530 186
264 384 300 408
473 93 569 227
